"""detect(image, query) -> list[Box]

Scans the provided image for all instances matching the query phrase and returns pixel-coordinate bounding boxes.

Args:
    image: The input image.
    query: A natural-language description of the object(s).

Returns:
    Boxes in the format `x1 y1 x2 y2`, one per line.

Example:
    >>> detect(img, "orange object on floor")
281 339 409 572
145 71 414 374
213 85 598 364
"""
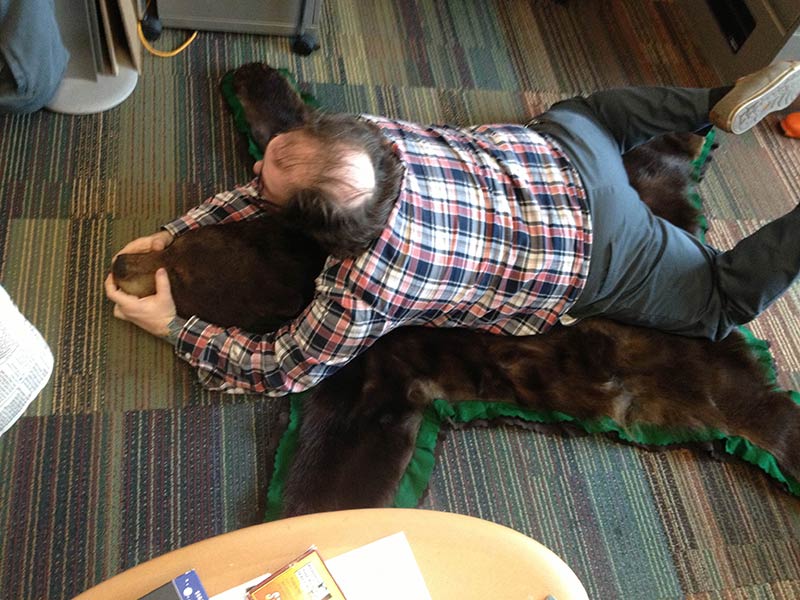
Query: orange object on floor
780 112 800 138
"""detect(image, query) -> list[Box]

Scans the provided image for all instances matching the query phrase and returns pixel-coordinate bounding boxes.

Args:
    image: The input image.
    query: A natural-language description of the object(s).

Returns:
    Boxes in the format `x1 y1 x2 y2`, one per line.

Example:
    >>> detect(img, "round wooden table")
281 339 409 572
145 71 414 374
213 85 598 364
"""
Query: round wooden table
74 508 588 599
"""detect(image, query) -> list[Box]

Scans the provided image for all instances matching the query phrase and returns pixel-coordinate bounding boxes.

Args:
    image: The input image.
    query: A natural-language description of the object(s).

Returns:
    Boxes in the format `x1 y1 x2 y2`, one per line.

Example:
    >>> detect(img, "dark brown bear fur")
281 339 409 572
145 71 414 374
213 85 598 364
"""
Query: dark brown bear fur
231 62 312 150
113 218 326 333
111 64 800 516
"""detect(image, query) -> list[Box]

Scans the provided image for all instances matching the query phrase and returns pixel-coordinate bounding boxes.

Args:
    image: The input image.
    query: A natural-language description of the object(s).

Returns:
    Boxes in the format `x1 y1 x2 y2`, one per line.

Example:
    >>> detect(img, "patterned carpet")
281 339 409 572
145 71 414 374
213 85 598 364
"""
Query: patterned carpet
1 1 800 598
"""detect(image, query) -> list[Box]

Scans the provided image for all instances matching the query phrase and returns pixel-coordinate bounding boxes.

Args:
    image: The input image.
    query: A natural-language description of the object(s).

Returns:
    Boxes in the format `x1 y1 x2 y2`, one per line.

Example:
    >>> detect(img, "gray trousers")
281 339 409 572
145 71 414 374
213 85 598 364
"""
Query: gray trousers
529 87 800 340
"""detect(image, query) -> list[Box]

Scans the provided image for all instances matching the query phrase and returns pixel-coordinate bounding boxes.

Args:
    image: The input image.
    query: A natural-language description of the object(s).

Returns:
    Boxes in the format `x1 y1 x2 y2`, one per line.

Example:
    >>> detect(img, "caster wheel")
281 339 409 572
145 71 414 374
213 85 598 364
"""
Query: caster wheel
140 15 163 41
292 33 320 56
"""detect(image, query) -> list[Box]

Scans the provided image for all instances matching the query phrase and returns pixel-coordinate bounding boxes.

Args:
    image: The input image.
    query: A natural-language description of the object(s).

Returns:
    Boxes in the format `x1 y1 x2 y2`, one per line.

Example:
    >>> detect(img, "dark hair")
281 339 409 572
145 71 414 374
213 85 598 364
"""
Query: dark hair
279 113 404 258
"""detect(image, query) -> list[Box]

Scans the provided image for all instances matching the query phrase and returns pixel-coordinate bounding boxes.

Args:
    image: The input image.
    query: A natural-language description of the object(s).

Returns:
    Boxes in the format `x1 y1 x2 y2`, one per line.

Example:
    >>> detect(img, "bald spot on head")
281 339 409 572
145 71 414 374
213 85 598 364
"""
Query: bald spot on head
254 130 376 208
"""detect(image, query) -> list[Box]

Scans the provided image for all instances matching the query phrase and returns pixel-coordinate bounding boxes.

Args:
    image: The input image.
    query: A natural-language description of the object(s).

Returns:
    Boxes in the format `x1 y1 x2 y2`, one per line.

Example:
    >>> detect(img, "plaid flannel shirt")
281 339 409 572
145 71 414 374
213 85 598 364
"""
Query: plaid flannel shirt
164 116 591 396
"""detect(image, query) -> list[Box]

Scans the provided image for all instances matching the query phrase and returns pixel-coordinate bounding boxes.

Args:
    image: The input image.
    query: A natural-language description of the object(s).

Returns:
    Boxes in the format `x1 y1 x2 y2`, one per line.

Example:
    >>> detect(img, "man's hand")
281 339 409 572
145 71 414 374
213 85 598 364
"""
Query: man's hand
105 268 177 338
113 230 174 259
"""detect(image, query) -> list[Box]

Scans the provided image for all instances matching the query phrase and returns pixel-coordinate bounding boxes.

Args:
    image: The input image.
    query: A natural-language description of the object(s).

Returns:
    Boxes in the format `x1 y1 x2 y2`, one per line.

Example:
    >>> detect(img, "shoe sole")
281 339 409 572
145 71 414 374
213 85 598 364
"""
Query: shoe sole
713 63 800 134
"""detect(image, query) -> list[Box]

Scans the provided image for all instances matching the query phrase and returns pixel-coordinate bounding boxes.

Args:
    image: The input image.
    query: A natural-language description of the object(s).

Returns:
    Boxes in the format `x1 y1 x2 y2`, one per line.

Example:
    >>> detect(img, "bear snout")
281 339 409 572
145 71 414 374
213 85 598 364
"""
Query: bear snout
111 253 160 298
112 254 130 278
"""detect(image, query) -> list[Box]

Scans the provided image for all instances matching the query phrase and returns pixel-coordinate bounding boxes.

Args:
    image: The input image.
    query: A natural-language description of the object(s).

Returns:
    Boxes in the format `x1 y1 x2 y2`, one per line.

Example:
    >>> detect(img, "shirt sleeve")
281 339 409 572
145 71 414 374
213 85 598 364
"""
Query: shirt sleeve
163 179 272 238
171 283 391 396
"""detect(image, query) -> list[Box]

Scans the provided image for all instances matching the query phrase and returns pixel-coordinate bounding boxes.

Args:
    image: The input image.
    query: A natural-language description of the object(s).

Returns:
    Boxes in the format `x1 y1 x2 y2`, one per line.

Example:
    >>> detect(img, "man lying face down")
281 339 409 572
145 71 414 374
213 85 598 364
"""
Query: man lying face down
105 61 800 397
251 113 402 258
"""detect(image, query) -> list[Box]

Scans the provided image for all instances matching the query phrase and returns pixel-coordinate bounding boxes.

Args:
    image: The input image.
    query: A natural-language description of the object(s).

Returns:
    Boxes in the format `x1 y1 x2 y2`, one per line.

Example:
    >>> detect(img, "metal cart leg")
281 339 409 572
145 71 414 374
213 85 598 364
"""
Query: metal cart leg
292 0 320 55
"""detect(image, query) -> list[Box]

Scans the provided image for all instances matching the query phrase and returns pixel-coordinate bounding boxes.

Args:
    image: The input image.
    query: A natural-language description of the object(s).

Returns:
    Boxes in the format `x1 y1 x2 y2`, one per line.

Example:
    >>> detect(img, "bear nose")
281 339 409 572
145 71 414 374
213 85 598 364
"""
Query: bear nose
112 255 128 279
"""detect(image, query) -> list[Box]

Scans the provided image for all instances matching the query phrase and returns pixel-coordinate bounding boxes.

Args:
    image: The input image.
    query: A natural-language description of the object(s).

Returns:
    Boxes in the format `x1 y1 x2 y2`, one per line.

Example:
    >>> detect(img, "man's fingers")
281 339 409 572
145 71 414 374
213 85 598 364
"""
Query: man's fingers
104 273 126 303
104 272 120 297
113 305 128 321
104 272 139 307
154 268 171 296
114 239 148 259
112 232 172 260
152 233 173 251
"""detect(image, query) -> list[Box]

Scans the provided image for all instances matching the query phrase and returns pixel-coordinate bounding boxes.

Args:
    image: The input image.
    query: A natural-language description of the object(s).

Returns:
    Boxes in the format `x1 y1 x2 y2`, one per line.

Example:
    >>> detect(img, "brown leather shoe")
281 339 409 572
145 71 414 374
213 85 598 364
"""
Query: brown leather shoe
710 61 800 134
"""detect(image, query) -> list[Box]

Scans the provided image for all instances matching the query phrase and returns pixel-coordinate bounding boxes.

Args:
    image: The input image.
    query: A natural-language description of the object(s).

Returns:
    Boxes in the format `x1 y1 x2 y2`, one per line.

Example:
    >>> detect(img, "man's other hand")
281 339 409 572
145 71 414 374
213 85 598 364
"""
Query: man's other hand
105 268 177 338
113 230 174 260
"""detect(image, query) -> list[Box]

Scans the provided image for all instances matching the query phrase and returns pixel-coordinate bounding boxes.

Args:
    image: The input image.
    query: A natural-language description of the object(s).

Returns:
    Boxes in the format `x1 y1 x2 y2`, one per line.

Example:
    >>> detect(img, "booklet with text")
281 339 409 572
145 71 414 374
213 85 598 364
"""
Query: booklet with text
211 532 431 600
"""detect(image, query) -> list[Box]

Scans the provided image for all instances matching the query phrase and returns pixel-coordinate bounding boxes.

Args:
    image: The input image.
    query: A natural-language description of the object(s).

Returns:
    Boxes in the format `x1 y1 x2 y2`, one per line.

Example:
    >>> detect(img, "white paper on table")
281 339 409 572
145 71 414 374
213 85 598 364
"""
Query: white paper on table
210 573 271 599
210 531 431 600
326 531 432 600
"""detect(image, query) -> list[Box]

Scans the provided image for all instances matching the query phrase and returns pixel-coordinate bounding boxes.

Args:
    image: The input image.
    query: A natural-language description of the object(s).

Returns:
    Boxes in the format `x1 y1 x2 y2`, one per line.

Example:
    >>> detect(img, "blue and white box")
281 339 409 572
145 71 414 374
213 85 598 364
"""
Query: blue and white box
139 569 210 600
